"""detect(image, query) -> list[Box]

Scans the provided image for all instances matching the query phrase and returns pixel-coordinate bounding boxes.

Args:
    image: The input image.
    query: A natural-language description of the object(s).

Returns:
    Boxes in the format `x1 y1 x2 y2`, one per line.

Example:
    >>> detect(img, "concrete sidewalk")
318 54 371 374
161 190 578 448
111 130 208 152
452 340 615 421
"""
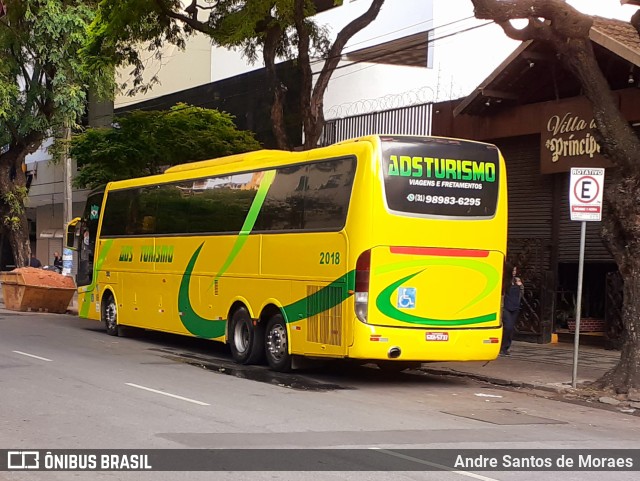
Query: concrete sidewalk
423 340 620 394
0 284 620 396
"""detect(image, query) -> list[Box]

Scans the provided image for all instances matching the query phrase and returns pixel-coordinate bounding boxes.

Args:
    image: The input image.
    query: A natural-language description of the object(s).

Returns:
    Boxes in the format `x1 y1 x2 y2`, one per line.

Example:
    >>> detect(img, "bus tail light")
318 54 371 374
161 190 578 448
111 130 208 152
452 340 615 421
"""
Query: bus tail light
355 249 371 323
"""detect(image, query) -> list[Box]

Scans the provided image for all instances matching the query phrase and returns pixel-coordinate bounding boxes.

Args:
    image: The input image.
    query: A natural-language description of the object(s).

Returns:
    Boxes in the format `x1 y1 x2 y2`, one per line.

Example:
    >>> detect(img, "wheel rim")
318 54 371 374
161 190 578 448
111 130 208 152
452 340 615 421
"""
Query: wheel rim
266 322 287 361
105 301 117 331
233 319 250 354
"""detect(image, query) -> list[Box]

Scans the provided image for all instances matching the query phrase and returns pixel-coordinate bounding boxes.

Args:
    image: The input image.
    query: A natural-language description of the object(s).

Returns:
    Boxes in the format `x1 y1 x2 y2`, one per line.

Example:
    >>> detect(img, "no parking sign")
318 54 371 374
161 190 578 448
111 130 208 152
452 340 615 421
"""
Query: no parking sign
568 167 605 389
569 168 604 221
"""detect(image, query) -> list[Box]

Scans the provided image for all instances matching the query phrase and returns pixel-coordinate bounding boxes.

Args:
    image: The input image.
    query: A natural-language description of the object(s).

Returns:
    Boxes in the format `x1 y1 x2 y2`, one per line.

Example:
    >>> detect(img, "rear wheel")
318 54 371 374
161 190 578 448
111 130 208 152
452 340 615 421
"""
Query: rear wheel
265 313 291 372
229 307 264 364
102 293 119 336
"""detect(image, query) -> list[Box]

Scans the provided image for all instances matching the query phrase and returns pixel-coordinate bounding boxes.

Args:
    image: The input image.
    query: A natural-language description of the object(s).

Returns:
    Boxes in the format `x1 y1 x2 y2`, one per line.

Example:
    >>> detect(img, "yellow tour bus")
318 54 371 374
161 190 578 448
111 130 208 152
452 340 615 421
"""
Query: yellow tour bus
66 135 507 372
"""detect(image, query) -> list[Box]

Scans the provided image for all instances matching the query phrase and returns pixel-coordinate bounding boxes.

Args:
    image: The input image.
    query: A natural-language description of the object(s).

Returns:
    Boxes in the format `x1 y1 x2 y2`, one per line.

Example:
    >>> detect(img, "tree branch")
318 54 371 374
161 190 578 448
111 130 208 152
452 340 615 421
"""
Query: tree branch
153 0 217 36
310 0 385 145
472 0 592 41
315 0 385 98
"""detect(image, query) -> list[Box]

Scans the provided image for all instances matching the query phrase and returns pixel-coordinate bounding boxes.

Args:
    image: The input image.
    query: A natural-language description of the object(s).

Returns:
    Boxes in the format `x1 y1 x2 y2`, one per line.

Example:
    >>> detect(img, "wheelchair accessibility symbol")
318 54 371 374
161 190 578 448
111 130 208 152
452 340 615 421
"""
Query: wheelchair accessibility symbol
397 287 416 309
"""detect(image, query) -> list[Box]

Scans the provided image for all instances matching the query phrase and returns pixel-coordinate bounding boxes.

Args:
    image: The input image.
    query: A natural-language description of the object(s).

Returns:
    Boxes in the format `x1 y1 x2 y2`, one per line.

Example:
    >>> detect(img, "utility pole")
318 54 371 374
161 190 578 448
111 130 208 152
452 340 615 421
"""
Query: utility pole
62 121 73 276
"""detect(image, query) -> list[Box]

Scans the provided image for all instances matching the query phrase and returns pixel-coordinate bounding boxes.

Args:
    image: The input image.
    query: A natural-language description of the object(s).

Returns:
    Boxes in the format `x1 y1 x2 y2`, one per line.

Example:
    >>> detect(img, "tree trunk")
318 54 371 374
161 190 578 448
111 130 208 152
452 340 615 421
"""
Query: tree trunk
594 173 640 392
303 0 385 149
593 250 640 392
0 151 30 268
293 0 315 150
555 40 640 392
263 24 290 150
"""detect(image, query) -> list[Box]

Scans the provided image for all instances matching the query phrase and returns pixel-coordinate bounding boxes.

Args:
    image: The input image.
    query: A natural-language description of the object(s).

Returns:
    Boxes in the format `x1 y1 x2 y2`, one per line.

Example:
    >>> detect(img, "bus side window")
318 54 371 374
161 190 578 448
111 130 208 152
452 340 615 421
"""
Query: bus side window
303 158 355 230
256 166 306 231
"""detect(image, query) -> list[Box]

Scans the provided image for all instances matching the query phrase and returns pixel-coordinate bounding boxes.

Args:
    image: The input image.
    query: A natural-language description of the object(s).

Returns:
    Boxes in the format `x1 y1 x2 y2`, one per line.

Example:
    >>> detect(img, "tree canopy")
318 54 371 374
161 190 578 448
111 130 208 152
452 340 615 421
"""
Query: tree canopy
71 104 262 189
84 0 385 149
0 0 112 267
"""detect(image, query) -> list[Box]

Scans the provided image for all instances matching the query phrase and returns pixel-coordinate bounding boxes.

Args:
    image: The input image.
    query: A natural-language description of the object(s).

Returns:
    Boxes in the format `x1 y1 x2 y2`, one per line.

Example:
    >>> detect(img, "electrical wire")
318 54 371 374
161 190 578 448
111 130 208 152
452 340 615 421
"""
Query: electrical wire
102 18 495 120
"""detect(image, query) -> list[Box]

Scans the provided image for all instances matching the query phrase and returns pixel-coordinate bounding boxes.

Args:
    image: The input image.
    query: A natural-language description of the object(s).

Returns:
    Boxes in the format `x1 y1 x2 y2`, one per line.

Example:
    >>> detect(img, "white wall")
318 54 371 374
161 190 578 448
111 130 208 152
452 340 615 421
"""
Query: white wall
319 0 434 117
115 33 213 109
115 0 436 117
112 0 636 118
323 0 637 118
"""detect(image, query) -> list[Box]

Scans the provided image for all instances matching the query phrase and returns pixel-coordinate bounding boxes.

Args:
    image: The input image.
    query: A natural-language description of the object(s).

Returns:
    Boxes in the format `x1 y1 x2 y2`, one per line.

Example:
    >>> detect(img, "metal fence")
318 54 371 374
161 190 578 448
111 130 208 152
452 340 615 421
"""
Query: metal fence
321 102 433 146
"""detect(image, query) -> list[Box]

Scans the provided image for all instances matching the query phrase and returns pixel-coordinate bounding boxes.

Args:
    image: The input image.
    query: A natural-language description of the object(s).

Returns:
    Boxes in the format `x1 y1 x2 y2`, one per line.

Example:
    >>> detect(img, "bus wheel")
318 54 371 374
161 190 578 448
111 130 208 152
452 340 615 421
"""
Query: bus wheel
229 308 264 364
102 294 119 337
265 313 291 372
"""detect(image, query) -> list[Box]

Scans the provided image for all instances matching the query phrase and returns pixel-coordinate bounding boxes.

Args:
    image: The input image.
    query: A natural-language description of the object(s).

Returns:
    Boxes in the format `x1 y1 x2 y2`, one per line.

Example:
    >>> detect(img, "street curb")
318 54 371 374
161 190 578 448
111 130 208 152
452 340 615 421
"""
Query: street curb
421 367 574 395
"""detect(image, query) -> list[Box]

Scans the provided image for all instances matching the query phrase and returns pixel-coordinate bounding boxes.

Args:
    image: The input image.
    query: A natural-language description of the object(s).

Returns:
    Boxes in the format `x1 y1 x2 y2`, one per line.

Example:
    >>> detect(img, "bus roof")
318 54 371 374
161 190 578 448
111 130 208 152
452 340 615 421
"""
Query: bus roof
104 136 381 191
163 149 289 174
102 135 497 192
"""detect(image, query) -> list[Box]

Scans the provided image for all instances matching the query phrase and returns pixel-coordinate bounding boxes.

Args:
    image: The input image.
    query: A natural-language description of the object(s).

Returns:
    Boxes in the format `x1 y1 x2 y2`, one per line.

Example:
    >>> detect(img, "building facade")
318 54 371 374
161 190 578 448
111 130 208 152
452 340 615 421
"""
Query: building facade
430 17 640 346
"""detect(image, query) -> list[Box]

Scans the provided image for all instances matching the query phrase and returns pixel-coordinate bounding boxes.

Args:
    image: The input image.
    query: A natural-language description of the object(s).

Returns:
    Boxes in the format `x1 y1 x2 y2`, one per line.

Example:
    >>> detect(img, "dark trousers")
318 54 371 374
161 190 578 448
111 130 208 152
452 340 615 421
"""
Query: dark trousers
501 308 519 353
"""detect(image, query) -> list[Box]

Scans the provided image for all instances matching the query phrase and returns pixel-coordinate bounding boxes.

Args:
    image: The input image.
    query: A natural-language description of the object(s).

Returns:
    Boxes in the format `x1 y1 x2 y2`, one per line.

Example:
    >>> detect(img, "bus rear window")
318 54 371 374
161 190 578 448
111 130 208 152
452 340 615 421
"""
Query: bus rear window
380 137 500 218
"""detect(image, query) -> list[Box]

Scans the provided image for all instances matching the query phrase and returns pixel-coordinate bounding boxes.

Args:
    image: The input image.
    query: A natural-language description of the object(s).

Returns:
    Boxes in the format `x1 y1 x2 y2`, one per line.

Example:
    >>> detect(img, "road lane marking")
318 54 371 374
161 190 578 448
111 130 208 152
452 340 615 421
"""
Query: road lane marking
372 448 499 481
12 351 53 362
125 383 210 406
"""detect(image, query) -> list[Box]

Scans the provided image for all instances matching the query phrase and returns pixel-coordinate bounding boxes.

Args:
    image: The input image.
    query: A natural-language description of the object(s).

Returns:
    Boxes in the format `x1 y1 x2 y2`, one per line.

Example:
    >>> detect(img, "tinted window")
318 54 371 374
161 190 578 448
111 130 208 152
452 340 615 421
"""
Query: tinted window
100 189 136 236
153 173 259 235
100 157 355 237
380 136 500 218
255 157 355 232
303 159 355 230
256 165 306 231
101 188 157 236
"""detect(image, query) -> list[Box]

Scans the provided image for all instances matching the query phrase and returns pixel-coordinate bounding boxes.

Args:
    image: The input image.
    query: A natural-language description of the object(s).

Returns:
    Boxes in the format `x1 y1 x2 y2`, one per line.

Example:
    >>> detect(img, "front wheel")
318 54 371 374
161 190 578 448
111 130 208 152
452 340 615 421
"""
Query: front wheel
102 294 119 336
265 313 291 372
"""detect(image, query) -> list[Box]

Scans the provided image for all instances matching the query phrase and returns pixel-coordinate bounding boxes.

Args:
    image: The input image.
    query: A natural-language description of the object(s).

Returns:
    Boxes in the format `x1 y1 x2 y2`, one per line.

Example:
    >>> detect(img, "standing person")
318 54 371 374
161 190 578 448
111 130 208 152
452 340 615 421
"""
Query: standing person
29 253 42 268
53 251 63 272
501 266 524 356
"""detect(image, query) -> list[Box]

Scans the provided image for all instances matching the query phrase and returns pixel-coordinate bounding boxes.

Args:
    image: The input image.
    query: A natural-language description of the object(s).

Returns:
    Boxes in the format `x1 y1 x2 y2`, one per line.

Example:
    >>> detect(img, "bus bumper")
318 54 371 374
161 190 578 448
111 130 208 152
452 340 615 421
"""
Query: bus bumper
348 319 502 362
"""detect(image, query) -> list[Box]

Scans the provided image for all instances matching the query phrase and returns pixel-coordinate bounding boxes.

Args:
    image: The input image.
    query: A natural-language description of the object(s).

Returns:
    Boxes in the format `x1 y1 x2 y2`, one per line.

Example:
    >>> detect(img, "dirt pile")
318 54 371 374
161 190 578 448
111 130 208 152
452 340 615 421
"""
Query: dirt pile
7 267 75 289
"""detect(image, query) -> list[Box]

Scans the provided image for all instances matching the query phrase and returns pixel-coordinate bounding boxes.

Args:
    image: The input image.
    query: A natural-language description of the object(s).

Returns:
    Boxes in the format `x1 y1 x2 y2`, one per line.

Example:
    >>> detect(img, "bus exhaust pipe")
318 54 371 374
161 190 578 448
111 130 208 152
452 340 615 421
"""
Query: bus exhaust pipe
388 347 401 359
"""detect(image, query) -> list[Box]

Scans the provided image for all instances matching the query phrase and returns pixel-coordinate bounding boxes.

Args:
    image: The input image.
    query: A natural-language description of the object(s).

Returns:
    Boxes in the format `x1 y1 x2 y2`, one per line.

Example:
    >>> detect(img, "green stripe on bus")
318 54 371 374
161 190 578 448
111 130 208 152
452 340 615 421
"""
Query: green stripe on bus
374 257 499 314
210 169 276 287
178 242 355 335
375 271 497 326
282 271 355 323
178 243 226 338
80 239 114 318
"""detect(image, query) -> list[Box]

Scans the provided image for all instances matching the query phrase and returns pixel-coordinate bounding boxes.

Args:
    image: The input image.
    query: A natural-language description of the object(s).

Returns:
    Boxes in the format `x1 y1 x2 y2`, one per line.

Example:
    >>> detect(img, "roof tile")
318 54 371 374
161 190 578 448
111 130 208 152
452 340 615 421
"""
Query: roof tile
592 16 640 51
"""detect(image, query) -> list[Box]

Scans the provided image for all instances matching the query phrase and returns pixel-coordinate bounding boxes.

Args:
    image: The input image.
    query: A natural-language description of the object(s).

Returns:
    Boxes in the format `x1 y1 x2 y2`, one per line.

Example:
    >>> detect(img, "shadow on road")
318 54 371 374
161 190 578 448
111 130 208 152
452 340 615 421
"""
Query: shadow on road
81 322 466 392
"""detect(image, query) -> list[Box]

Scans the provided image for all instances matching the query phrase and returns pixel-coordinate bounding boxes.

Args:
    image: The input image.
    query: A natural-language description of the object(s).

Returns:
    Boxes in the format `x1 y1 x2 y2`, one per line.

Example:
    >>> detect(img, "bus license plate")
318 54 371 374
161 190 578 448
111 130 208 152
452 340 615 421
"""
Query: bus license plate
426 332 449 341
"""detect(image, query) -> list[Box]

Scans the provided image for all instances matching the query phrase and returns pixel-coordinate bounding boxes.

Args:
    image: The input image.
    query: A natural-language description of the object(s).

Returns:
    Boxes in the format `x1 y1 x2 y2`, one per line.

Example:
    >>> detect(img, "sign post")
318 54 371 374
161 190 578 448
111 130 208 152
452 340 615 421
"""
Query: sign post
569 167 605 388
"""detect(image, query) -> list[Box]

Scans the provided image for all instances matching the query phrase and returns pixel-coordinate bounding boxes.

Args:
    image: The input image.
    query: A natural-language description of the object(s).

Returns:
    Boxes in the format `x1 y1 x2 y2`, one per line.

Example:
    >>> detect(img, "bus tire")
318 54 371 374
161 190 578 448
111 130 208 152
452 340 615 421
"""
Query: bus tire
102 293 119 337
265 313 292 372
229 307 264 365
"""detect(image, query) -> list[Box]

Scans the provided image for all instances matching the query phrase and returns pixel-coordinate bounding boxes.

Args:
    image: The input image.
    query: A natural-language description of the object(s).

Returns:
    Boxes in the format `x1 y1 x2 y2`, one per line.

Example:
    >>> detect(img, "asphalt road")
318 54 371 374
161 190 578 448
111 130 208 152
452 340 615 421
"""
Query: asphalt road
1 311 640 481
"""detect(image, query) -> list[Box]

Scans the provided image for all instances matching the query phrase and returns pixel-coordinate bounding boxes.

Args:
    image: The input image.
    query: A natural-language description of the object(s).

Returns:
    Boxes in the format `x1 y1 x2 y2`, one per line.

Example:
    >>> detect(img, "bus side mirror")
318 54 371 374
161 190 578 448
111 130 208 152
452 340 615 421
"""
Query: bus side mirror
65 217 81 251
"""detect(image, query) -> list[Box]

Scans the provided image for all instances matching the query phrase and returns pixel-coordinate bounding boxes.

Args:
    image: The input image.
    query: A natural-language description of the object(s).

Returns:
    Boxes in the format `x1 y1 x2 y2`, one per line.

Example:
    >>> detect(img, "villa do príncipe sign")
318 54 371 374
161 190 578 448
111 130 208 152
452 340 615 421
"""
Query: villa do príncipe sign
540 97 612 174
